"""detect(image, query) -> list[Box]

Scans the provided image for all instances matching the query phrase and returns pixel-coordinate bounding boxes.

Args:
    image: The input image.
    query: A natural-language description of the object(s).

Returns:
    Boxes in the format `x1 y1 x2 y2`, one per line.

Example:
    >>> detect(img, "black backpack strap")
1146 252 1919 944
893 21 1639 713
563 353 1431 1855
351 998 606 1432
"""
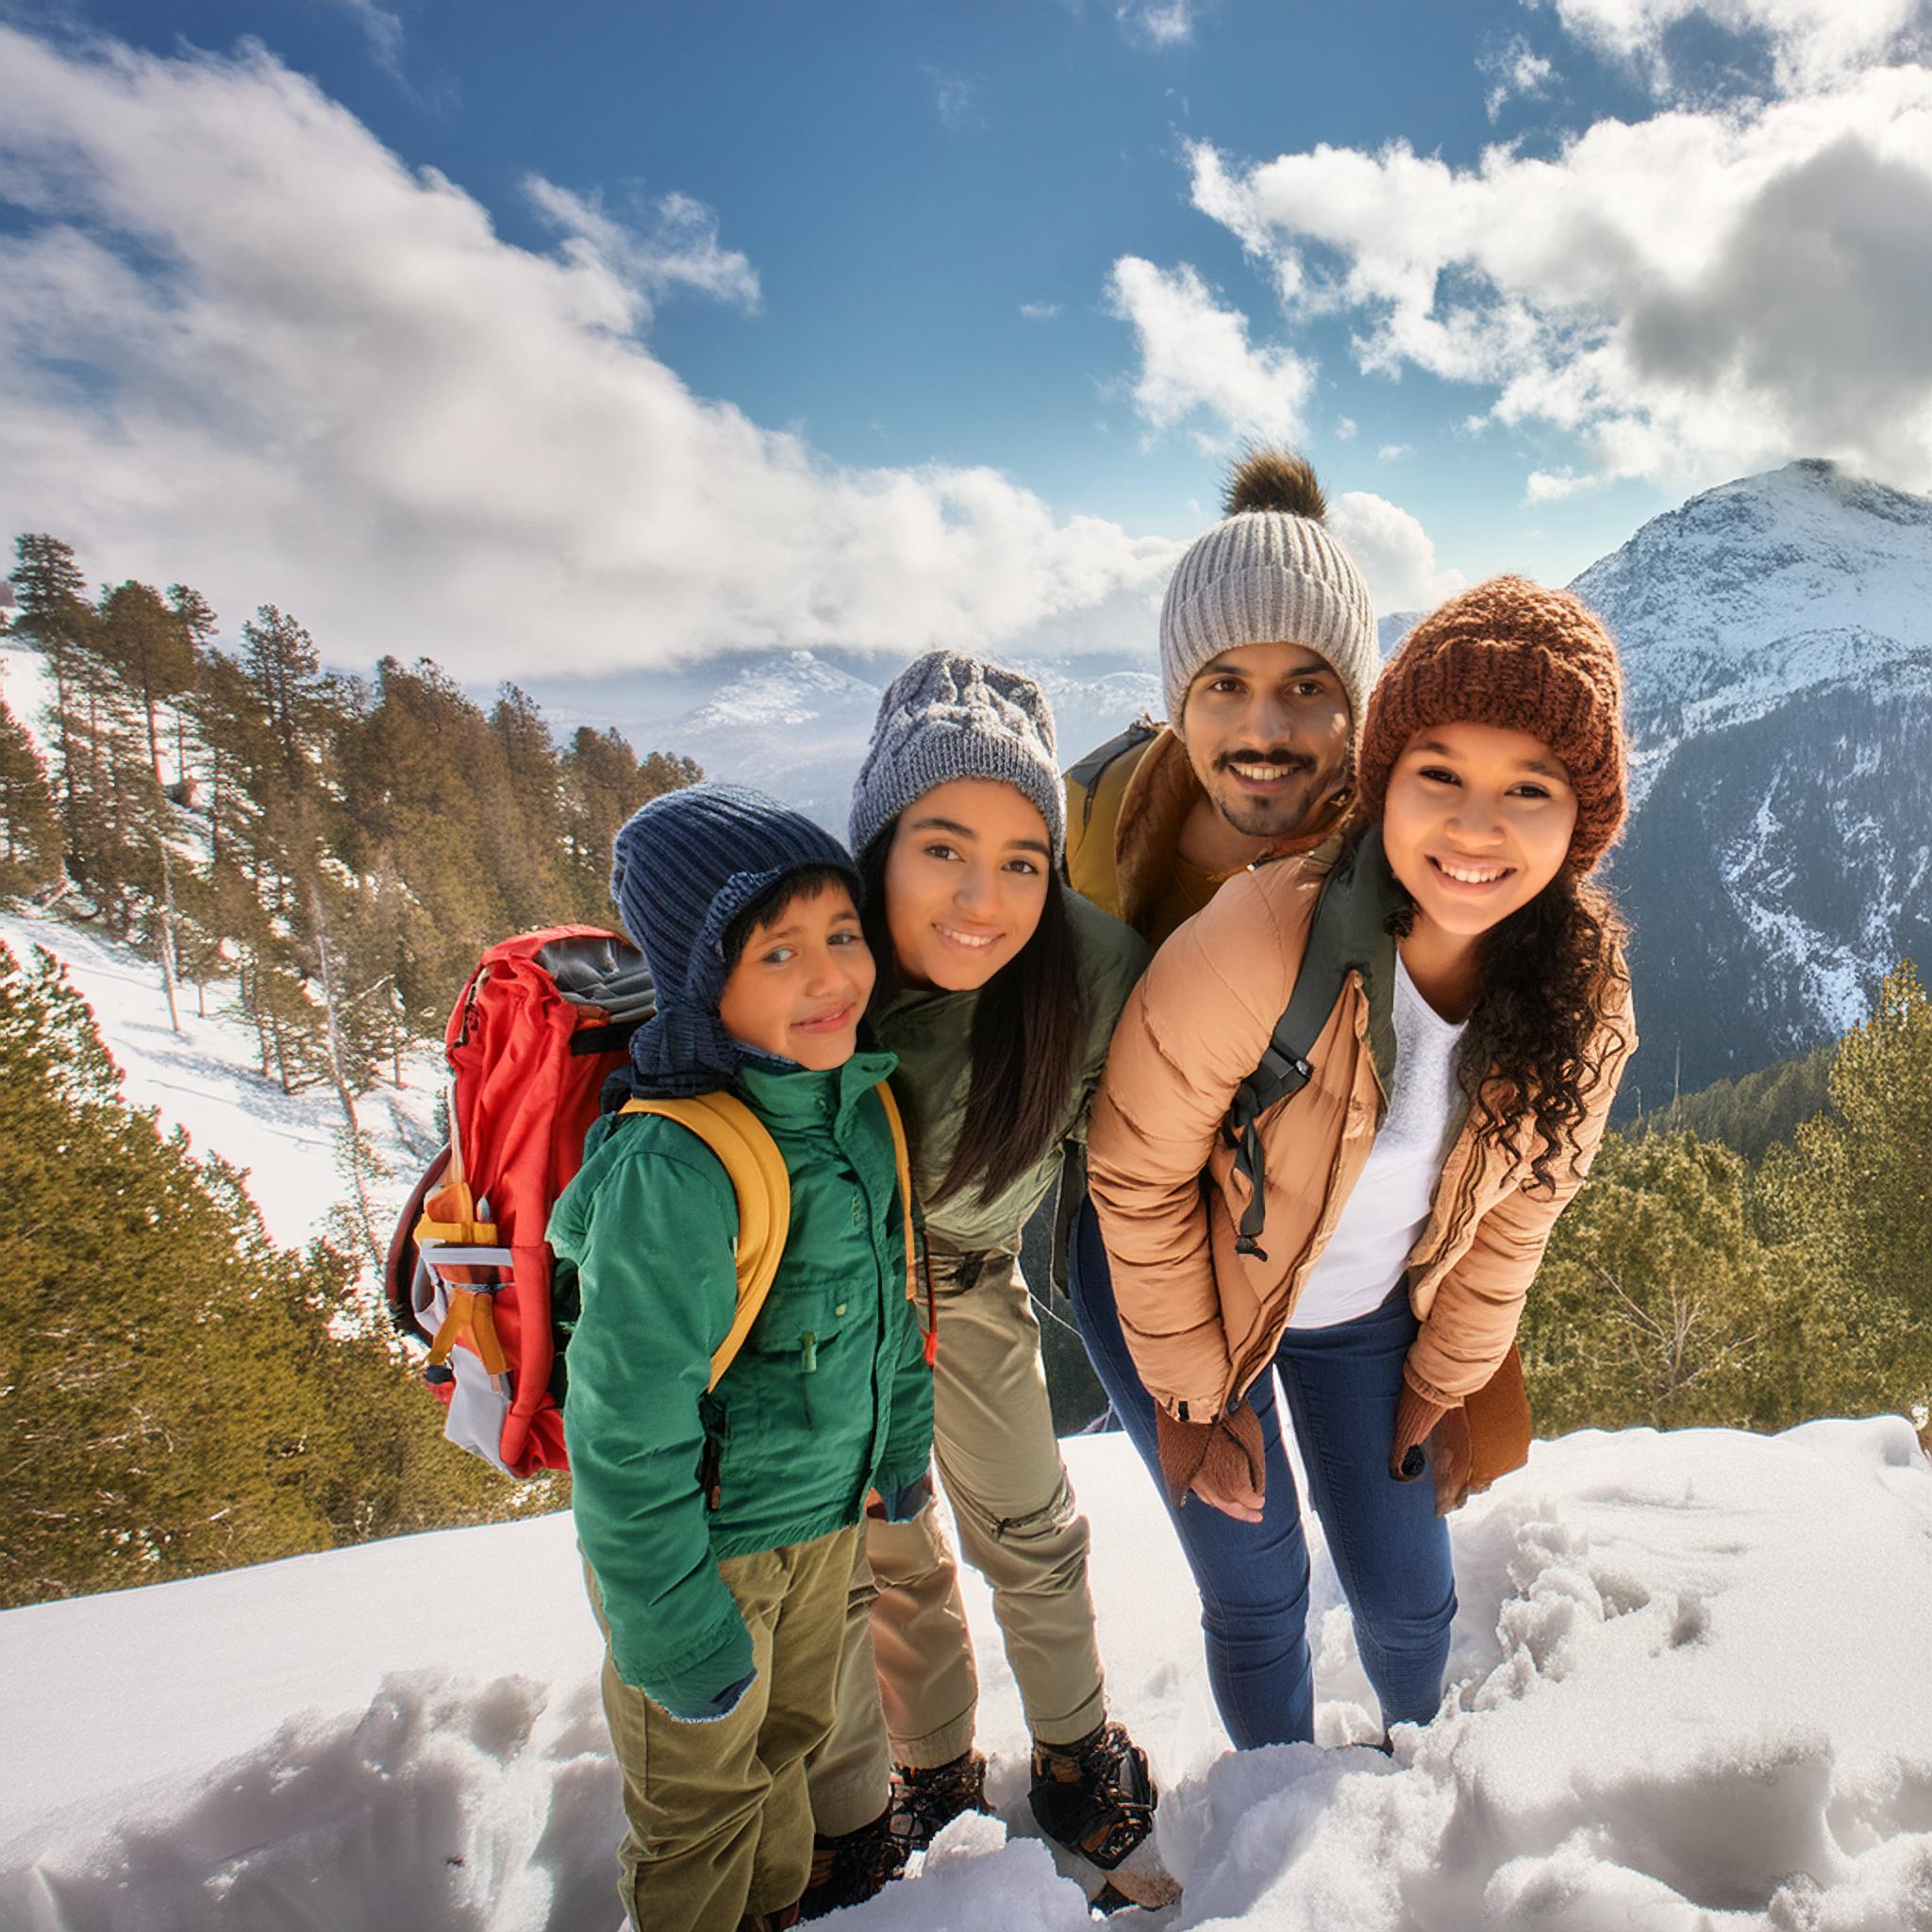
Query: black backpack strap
1222 873 1358 1262
1066 716 1159 831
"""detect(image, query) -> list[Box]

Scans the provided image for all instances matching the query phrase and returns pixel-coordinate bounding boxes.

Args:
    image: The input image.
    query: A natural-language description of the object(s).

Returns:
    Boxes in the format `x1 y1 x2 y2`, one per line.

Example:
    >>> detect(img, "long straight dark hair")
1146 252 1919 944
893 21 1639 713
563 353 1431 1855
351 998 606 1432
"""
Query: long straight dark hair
858 824 1091 1208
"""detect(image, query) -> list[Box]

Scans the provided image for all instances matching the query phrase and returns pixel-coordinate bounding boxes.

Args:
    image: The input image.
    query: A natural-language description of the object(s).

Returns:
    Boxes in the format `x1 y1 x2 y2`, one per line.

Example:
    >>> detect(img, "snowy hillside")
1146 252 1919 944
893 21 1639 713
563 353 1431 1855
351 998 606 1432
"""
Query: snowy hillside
0 901 442 1252
3 1420 1929 1930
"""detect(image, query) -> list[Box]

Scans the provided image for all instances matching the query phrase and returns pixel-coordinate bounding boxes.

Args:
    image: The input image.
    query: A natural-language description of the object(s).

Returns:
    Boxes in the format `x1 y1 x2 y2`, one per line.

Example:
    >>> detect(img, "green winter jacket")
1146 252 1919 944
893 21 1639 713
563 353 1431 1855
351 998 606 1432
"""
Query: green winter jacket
551 1048 934 1714
874 891 1150 1254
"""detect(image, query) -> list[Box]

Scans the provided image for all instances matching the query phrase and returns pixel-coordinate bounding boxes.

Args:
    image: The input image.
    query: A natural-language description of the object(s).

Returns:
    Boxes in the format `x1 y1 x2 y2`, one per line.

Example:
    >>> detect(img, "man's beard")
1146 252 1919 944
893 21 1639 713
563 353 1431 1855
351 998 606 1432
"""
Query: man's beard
1209 752 1334 839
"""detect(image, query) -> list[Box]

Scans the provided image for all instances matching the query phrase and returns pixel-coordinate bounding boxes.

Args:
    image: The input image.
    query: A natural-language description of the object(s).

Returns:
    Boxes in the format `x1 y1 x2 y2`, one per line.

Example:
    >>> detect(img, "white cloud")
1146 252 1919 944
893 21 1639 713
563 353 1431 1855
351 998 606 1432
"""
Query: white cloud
926 67 980 130
1546 0 1930 94
1327 491 1465 615
1481 34 1557 121
524 179 760 320
1119 0 1195 48
326 0 406 81
1376 442 1414 462
1186 65 1932 497
1104 257 1313 451
0 26 1179 676
1335 415 1357 441
1019 301 1062 322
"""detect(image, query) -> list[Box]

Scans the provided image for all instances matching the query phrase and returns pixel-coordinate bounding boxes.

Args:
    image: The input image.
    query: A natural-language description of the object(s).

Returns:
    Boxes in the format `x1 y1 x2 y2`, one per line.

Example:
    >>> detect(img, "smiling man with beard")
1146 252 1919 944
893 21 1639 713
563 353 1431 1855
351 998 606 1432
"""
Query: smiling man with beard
1065 450 1380 946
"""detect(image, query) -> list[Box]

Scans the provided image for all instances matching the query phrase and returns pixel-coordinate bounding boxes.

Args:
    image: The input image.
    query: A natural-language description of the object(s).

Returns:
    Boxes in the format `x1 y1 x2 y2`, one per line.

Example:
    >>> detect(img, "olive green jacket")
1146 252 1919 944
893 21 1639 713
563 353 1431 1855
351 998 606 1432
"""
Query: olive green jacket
874 891 1149 1255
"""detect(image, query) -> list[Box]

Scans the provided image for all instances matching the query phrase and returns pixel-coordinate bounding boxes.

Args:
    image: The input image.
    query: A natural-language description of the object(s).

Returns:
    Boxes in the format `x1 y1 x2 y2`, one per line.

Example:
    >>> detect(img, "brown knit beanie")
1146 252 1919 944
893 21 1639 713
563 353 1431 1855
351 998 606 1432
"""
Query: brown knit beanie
1357 575 1628 874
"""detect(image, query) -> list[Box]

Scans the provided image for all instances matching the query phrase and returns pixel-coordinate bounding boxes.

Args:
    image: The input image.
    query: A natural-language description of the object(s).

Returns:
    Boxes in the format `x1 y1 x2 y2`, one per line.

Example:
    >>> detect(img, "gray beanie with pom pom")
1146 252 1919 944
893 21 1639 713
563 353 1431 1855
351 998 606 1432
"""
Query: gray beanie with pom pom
1159 450 1379 734
849 650 1065 863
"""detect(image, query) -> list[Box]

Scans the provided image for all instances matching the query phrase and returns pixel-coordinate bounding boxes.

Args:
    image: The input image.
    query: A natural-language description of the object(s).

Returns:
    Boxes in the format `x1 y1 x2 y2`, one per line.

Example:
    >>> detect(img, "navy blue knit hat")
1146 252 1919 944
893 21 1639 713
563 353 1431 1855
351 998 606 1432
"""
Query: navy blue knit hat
609 783 861 1097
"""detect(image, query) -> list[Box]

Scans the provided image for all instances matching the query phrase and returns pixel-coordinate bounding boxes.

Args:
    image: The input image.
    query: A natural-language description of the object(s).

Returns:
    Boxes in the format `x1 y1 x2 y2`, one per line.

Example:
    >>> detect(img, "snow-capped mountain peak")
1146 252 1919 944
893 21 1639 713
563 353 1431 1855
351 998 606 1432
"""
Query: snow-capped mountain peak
683 648 882 732
1574 459 1932 734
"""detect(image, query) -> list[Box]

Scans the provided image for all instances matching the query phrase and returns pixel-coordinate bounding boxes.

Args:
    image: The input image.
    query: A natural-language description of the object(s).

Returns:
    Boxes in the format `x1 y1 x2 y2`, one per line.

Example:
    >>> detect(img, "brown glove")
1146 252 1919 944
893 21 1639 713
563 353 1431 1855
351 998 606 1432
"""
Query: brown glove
1156 1404 1265 1523
1390 1384 1474 1516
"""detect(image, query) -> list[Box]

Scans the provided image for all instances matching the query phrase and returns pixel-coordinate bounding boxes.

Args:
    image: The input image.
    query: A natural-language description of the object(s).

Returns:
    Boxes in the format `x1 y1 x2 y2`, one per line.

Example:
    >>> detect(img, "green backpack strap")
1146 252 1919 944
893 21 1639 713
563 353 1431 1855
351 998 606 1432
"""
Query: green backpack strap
1223 834 1402 1262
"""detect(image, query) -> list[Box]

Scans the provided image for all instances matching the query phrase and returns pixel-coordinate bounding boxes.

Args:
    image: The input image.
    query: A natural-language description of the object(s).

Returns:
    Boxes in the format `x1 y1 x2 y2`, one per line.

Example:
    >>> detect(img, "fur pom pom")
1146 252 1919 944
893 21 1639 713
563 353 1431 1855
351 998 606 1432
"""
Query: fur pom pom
1222 446 1327 524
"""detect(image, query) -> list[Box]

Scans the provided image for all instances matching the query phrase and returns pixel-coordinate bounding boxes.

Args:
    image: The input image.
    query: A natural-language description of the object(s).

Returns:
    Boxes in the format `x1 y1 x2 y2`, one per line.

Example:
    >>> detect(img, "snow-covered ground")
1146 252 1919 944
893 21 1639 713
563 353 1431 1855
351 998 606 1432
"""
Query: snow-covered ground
8 633 1932 1929
0 901 443 1251
3 1418 1928 1931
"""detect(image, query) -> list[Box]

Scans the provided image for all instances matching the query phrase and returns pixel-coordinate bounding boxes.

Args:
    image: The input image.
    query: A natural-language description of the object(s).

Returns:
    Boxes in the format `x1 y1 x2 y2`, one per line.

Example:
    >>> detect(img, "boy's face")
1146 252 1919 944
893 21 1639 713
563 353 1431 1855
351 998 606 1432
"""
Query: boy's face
717 880 875 1071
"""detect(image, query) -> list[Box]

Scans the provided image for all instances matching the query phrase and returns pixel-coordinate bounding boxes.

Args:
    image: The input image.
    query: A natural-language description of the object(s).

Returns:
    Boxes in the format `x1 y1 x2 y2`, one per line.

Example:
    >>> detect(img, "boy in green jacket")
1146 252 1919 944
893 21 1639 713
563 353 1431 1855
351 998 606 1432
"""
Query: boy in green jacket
551 783 935 1932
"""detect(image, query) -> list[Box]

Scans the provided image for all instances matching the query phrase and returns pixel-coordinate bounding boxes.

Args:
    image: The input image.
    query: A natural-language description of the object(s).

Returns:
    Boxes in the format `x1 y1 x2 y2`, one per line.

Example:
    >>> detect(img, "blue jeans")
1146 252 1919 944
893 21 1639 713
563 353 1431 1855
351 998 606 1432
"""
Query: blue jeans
1069 1199 1455 1750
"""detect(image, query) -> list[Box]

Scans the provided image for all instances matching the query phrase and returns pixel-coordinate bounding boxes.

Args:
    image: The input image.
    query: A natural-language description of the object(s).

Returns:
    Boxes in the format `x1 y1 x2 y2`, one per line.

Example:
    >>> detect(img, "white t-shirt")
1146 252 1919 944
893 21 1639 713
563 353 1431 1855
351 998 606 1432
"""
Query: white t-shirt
1287 954 1468 1332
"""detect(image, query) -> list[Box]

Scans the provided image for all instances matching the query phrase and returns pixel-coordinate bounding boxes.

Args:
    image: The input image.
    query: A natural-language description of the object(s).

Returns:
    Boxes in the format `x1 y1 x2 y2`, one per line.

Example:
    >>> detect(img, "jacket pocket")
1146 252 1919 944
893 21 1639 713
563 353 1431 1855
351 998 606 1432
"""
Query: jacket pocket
744 1273 854 1357
741 1274 862 1434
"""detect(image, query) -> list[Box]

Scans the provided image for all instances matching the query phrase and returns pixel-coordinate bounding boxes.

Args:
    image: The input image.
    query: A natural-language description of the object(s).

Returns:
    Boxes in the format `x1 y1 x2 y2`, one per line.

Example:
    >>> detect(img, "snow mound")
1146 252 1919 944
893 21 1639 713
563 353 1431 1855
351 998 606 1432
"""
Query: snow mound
3 1421 1929 1930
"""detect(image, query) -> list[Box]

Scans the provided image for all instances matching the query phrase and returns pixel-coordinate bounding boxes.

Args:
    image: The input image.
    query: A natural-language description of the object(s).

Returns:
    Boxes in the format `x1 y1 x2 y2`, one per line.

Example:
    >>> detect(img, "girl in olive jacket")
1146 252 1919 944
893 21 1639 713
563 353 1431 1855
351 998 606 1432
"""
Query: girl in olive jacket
1086 578 1636 1752
803 653 1175 1918
553 784 933 1932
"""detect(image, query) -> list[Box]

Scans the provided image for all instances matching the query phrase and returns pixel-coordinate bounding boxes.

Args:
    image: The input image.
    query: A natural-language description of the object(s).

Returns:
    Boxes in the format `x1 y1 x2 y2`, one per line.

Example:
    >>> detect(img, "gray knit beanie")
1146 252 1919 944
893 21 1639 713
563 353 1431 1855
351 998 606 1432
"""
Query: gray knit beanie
850 650 1065 863
1159 450 1378 735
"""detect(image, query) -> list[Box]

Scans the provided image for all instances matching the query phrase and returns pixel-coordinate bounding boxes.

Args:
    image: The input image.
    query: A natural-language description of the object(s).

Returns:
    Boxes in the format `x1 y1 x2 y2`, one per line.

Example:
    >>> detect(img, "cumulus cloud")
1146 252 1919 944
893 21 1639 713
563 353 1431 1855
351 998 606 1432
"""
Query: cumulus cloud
1376 442 1414 462
1104 257 1313 451
1546 0 1930 94
1019 301 1061 322
1481 34 1557 121
0 25 1178 675
1186 64 1932 497
1326 491 1465 614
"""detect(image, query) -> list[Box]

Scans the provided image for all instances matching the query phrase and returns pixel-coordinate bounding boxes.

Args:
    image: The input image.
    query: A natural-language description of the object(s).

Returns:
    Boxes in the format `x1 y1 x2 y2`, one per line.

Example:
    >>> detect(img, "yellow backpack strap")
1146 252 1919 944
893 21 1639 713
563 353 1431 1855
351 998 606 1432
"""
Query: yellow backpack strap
871 1081 916 1301
873 1079 939 1365
619 1092 791 1391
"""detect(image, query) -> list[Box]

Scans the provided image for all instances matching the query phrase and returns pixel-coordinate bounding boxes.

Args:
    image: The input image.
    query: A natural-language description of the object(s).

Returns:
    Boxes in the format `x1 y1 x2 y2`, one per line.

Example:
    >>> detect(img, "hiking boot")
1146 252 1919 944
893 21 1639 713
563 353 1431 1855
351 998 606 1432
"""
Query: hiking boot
1029 1721 1179 1909
889 1747 992 1851
797 1807 908 1920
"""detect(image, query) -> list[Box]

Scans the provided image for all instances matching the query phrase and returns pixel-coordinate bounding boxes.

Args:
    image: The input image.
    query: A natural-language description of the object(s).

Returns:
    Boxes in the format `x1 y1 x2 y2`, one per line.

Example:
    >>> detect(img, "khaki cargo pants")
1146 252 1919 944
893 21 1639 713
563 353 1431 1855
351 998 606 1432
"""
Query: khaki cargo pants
587 1524 859 1932
808 1248 1106 1835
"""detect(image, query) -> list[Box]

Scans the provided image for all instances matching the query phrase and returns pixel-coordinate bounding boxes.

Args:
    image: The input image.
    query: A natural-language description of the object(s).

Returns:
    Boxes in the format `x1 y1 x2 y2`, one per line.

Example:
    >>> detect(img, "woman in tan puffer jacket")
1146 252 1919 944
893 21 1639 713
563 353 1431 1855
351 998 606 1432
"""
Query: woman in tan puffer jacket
1079 576 1636 1750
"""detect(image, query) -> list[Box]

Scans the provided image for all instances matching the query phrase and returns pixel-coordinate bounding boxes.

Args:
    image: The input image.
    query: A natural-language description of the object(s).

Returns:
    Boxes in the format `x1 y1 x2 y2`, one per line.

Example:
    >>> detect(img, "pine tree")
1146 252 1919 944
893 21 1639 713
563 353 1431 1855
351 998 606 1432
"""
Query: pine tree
1521 1129 1782 1434
560 725 700 921
0 693 61 896
97 581 196 1030
1757 959 1932 1418
165 582 218 784
0 941 539 1607
8 534 94 859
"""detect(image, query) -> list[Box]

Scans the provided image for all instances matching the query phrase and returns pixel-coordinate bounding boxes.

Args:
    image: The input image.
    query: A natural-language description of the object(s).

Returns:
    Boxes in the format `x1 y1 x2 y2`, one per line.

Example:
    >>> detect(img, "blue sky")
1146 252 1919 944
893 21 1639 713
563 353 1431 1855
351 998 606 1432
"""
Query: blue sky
3 0 1929 686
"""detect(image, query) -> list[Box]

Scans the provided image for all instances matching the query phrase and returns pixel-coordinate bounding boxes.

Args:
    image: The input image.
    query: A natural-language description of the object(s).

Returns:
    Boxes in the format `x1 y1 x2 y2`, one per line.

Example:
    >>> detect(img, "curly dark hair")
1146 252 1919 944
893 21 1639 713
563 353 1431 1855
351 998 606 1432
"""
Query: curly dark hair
1388 868 1629 1193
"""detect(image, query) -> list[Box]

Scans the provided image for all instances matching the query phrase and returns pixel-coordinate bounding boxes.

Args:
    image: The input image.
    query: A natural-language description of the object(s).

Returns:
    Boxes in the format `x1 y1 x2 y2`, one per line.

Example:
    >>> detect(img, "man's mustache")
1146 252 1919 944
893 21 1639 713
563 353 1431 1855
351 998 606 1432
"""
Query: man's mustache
1214 749 1315 774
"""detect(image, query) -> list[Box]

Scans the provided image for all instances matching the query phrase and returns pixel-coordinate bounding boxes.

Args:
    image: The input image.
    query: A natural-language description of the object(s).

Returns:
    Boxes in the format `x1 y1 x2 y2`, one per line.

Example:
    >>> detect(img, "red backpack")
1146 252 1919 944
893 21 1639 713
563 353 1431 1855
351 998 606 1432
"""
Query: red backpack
384 926 655 1476
385 926 921 1478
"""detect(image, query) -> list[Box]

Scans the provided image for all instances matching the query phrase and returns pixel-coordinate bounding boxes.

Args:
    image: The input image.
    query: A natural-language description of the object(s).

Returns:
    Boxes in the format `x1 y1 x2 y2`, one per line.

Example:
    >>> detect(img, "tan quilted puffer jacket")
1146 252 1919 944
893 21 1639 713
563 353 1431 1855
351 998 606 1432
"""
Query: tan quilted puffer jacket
1088 844 1634 1423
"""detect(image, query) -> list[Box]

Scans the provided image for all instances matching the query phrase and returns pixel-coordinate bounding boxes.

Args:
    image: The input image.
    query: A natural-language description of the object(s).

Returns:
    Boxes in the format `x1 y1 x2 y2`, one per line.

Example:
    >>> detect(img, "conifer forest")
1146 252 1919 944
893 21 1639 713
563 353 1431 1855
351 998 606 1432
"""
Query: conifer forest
1 532 698 1607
